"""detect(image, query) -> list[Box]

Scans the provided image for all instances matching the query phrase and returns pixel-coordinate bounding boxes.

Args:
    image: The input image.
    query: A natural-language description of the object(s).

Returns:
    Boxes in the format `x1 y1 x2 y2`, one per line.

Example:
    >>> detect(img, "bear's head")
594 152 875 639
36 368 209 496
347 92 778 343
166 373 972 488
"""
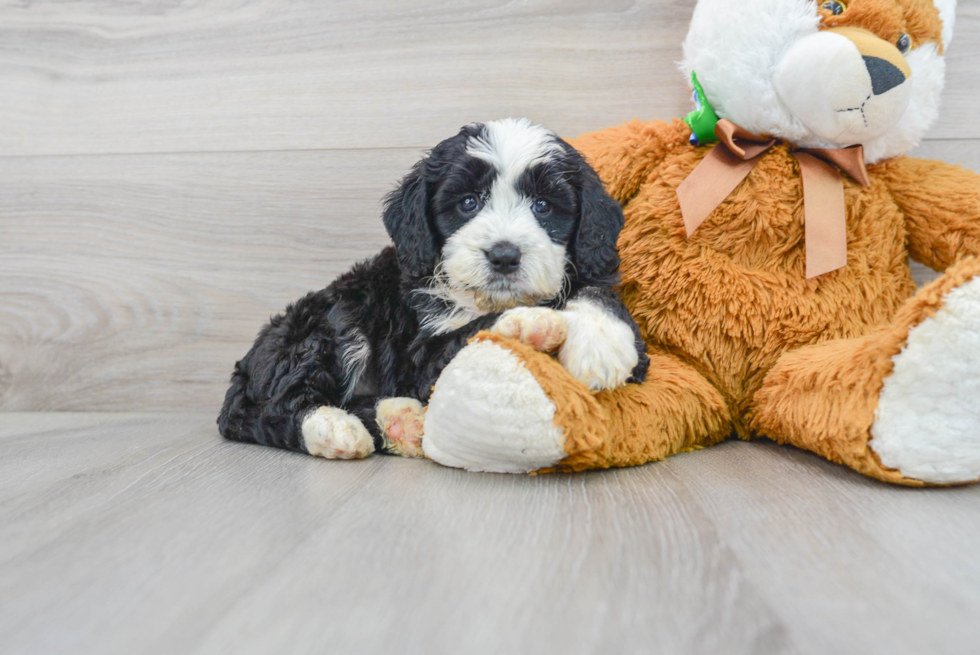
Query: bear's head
681 0 955 163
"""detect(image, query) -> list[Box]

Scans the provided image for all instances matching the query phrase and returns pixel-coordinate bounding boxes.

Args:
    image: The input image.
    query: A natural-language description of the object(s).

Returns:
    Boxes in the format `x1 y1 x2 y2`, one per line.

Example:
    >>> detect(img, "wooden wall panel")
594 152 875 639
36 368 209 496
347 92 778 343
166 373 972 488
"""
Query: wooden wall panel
0 149 414 412
1 0 978 412
0 0 694 156
1 0 977 156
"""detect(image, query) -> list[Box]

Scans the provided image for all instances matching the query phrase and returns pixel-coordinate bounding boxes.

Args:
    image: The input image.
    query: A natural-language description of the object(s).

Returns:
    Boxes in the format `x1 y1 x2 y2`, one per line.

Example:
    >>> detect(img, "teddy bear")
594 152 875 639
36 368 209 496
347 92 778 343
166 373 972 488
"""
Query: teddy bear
418 0 980 486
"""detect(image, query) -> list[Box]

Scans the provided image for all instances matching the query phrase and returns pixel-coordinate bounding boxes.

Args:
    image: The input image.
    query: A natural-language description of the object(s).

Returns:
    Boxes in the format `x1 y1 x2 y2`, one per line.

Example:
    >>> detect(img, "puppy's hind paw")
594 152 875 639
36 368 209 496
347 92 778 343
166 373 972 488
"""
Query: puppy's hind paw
301 407 374 460
492 307 568 352
377 398 426 458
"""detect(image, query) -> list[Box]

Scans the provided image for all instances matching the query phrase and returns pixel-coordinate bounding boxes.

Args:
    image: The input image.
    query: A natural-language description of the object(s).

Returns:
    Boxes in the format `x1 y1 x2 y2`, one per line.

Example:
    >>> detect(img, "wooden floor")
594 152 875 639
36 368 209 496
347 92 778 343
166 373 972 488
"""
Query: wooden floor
2 413 979 655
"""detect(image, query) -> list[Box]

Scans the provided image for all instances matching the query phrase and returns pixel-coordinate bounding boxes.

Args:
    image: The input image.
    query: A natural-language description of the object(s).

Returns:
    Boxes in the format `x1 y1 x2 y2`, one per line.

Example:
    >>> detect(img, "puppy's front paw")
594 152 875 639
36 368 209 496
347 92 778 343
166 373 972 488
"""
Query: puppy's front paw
558 301 639 391
301 407 374 460
377 397 425 458
492 307 568 352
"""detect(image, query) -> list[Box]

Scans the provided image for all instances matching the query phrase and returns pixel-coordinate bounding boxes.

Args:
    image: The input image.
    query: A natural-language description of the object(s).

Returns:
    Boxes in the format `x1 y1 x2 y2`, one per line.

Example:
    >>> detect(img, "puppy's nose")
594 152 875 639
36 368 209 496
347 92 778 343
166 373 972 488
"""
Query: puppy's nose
486 242 522 274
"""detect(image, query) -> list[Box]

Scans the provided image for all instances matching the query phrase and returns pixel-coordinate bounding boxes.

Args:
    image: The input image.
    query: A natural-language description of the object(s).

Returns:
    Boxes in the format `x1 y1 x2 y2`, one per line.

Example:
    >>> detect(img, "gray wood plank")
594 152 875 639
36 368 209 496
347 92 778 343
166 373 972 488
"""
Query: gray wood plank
0 413 785 655
667 441 980 654
0 0 694 156
0 148 416 412
0 414 393 655
910 138 980 170
1 0 976 157
2 413 979 654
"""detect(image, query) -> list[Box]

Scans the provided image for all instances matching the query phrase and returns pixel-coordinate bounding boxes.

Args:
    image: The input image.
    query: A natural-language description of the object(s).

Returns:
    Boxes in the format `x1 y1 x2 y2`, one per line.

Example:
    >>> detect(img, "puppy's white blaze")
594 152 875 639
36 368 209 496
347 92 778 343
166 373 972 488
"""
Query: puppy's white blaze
466 118 563 185
558 300 639 391
302 406 374 460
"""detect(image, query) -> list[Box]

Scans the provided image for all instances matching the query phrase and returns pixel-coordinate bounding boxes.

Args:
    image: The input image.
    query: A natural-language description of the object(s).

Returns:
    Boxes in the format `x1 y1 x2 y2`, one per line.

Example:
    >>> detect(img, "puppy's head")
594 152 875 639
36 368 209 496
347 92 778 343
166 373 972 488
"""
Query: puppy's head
383 118 624 312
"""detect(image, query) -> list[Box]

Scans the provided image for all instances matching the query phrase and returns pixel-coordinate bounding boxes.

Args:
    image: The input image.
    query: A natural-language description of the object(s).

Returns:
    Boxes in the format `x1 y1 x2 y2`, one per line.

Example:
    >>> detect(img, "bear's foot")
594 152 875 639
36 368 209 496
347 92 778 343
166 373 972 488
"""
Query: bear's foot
871 276 980 484
423 339 568 473
754 258 980 486
424 333 730 474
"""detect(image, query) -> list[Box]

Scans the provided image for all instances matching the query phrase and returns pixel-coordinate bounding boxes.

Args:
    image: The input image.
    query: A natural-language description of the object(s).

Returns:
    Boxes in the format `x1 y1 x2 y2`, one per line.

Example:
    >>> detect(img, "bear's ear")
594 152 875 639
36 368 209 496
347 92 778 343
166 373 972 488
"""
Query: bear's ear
568 148 625 287
935 0 957 47
383 160 439 278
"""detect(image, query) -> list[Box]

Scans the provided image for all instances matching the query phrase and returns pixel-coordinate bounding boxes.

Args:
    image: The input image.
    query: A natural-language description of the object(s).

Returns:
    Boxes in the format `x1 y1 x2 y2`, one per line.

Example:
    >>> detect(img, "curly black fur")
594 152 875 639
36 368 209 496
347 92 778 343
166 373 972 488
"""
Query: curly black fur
218 121 648 456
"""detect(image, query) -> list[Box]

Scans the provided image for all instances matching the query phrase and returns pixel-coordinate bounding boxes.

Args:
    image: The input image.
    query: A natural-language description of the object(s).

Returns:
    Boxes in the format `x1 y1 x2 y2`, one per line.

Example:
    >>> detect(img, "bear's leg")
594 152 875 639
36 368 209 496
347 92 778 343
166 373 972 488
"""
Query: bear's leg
752 256 980 486
422 333 730 473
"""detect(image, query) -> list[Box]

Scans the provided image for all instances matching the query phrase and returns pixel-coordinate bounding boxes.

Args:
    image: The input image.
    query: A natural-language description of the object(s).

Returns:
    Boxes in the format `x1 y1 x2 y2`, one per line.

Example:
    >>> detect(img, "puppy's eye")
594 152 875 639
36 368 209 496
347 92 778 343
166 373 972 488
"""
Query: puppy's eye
897 33 911 54
531 199 552 216
821 1 845 15
459 195 481 213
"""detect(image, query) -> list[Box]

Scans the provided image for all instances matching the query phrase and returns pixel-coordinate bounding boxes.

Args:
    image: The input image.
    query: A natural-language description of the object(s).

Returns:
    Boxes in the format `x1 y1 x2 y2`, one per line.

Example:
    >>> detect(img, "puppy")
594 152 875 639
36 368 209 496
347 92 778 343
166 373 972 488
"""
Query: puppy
218 118 648 460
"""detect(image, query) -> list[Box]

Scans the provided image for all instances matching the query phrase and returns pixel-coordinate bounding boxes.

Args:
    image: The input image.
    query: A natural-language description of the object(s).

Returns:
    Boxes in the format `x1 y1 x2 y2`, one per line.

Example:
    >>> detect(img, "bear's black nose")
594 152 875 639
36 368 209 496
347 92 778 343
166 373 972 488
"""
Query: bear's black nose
864 56 906 96
487 242 522 274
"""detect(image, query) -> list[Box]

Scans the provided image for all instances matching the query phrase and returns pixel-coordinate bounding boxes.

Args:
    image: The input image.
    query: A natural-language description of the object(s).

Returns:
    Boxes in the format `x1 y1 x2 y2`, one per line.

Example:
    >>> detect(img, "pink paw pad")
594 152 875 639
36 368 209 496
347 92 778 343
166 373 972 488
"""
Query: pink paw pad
493 307 568 352
377 398 426 458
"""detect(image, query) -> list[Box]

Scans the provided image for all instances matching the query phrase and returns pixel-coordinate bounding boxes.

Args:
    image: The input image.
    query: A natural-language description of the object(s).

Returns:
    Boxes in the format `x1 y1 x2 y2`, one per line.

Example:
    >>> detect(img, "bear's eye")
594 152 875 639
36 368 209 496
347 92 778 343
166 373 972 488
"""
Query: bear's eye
897 33 911 54
821 1 846 15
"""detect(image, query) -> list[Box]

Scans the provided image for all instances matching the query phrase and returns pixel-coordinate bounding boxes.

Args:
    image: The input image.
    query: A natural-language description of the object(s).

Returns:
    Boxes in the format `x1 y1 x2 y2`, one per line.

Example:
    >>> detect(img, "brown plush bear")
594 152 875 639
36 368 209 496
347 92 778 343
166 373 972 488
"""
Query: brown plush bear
421 0 980 486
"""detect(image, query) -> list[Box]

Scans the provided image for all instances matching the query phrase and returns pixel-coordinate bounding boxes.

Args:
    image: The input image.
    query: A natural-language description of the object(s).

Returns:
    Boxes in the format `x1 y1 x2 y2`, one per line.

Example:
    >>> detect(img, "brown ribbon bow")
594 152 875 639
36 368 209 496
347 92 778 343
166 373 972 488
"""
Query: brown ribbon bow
676 119 871 279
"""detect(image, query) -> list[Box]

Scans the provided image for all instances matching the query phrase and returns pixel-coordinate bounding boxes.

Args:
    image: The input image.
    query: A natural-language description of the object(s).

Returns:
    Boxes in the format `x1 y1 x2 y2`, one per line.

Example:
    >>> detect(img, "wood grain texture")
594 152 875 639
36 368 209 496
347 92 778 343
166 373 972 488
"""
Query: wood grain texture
1 412 978 655
667 440 980 654
2 139 977 411
0 148 414 412
1 0 977 156
0 0 694 156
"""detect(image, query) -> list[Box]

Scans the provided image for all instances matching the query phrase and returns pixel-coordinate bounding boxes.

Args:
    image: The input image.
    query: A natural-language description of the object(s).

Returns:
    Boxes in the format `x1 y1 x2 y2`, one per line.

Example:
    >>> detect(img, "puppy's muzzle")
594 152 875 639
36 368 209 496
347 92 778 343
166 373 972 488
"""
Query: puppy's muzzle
486 241 522 275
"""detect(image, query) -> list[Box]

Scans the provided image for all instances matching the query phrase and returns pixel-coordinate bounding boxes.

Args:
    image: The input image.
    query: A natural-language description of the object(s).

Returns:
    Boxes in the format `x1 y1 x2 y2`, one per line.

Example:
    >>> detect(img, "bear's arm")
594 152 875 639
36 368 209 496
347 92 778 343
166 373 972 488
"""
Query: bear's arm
879 156 980 270
567 118 689 205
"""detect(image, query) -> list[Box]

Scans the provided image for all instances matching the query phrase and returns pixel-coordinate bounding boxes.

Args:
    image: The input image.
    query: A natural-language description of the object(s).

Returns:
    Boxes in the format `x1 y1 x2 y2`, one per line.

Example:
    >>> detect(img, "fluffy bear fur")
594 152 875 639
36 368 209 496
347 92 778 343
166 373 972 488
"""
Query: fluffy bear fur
421 0 980 485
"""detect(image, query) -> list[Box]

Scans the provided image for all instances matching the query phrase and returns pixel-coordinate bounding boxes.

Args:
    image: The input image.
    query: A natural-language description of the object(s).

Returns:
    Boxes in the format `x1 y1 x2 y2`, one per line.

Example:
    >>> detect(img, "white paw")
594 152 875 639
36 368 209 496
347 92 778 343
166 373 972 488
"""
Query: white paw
492 307 568 352
301 407 374 460
376 397 425 458
557 300 639 391
423 340 566 473
871 277 980 484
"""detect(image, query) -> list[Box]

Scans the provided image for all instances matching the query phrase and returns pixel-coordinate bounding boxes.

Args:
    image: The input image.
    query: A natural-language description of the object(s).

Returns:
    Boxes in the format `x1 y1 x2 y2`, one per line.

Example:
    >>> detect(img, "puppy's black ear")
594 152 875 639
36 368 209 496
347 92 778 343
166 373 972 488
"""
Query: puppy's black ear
570 155 625 286
383 160 438 278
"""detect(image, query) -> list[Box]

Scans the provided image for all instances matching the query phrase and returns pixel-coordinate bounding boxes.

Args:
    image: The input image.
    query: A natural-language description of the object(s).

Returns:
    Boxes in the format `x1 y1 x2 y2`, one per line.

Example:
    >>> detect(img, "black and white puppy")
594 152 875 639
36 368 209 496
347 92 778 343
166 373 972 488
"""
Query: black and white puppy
218 118 648 460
